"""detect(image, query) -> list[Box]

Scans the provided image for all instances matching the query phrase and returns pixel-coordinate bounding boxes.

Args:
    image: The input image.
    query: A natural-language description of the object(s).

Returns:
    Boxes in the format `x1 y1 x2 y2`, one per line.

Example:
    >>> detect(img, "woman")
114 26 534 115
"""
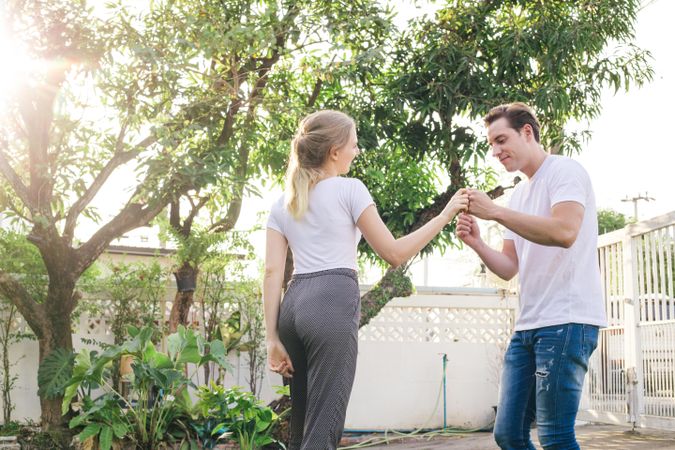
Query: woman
264 110 468 450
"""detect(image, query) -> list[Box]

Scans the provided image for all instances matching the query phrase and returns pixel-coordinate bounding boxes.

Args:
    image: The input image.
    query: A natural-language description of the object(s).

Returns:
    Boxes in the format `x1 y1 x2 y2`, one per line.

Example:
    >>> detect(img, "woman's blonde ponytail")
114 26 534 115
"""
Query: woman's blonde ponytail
285 110 355 219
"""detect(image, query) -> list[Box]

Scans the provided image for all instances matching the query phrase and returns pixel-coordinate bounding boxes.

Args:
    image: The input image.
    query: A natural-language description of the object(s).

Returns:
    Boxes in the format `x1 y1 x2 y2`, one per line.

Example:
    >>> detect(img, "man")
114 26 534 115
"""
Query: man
457 102 607 450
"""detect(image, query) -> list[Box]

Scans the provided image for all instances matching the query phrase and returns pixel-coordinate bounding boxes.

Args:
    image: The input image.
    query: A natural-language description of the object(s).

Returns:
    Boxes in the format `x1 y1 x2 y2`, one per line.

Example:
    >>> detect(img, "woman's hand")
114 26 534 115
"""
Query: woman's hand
440 188 470 223
267 339 295 378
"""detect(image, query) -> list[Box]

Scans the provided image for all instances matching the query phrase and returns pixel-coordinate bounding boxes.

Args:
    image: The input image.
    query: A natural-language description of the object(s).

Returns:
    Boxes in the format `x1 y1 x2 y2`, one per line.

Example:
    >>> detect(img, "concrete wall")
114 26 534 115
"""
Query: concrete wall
3 288 516 431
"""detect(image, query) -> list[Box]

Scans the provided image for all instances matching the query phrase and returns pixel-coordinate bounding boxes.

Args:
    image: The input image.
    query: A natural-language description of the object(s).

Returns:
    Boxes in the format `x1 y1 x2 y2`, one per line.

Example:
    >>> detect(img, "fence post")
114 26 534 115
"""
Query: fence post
622 231 644 426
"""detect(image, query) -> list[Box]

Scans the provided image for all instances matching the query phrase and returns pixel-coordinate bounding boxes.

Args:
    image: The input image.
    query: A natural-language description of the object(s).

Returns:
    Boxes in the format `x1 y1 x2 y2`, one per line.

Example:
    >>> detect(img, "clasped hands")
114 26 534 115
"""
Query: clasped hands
451 187 498 220
464 188 498 220
455 188 500 247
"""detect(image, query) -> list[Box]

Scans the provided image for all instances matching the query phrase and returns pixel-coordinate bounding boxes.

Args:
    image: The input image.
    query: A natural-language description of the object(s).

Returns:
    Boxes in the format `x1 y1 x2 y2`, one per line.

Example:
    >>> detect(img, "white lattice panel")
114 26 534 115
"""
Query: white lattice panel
359 306 514 344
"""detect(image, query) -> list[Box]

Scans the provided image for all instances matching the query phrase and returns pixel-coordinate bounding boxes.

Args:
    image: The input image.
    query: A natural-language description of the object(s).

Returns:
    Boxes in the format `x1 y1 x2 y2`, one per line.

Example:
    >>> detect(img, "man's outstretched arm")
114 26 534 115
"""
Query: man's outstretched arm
456 213 518 281
468 190 584 248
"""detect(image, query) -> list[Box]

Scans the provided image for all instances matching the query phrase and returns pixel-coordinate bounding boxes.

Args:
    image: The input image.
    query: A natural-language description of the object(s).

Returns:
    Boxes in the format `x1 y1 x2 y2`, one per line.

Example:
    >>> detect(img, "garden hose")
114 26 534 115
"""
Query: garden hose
339 354 494 449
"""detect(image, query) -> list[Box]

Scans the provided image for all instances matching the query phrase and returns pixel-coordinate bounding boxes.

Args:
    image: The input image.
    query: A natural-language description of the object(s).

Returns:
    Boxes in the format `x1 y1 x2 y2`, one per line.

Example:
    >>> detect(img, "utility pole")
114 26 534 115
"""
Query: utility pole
621 192 655 222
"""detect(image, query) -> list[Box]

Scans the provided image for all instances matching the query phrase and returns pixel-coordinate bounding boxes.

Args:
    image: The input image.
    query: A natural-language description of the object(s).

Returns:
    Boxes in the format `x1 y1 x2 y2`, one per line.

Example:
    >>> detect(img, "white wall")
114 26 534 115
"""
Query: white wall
3 288 516 431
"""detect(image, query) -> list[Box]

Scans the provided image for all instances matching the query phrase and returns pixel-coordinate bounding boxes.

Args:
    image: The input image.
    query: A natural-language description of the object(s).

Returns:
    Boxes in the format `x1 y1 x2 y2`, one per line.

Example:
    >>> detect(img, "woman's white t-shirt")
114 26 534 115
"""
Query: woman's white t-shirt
267 177 374 274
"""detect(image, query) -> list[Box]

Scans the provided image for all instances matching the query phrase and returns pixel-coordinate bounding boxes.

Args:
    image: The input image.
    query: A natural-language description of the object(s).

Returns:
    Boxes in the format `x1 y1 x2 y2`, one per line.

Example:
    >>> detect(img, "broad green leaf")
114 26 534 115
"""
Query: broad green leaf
99 425 113 450
62 382 82 415
37 348 75 399
112 421 128 439
144 342 172 369
78 423 102 442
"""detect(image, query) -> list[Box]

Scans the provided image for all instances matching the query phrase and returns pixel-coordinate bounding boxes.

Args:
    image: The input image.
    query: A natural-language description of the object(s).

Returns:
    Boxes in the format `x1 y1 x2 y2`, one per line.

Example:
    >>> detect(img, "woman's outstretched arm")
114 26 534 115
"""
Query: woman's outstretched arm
357 189 469 267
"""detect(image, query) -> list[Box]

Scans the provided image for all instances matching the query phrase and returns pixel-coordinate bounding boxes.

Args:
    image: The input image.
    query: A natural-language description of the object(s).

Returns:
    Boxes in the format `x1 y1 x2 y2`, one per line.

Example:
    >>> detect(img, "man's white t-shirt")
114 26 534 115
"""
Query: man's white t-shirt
504 155 608 331
267 177 374 274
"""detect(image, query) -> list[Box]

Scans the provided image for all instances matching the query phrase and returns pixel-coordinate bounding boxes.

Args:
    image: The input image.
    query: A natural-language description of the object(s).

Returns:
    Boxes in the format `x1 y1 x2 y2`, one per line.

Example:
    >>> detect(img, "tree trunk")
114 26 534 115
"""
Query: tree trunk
169 262 199 332
1 304 16 424
359 266 413 327
38 281 77 432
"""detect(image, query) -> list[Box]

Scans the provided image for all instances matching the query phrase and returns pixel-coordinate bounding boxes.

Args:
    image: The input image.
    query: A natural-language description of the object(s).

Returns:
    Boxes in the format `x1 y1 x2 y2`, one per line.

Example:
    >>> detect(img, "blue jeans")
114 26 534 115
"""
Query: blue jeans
494 323 599 450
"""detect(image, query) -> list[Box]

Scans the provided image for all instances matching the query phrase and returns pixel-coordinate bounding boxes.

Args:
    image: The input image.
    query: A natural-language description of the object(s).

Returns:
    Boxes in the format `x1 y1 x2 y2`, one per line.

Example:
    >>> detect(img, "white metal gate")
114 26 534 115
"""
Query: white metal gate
579 211 675 430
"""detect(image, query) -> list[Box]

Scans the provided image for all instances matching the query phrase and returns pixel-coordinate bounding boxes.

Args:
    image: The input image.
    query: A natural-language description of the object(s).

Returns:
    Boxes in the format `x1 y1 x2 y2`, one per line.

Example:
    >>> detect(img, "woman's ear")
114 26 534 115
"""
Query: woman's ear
329 146 339 161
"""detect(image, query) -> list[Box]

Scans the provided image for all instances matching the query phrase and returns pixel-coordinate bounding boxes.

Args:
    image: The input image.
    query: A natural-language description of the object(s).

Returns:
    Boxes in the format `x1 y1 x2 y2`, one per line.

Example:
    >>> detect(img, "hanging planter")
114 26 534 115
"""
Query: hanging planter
174 268 197 292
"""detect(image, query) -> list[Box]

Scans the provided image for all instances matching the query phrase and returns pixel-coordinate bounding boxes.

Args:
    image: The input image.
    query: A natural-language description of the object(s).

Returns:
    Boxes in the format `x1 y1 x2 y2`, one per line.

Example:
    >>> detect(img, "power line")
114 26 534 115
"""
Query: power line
621 192 655 222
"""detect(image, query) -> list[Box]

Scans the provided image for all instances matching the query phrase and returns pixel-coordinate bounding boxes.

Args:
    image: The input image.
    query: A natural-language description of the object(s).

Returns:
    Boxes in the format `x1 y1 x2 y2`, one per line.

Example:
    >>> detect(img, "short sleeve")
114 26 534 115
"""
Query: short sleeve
349 179 375 223
549 159 588 209
266 197 285 235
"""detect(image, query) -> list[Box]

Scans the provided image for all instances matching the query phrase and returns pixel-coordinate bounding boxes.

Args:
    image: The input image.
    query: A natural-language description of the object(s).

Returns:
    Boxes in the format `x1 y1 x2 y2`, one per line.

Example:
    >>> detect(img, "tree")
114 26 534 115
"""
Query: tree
0 0 393 429
316 0 653 324
151 0 394 331
598 208 630 234
0 0 208 429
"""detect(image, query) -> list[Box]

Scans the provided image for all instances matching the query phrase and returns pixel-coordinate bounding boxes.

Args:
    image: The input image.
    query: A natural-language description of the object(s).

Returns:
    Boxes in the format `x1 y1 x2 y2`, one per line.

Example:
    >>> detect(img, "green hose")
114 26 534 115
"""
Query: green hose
339 357 494 449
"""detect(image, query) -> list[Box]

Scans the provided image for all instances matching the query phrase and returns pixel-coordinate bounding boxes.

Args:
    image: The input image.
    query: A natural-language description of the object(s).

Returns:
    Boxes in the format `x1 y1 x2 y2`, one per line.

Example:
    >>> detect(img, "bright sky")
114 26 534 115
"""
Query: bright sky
574 0 674 222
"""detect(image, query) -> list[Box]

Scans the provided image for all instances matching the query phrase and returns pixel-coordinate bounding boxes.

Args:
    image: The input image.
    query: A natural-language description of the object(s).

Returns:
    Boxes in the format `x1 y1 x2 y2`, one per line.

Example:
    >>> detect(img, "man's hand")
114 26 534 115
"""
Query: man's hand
467 189 499 220
456 213 483 250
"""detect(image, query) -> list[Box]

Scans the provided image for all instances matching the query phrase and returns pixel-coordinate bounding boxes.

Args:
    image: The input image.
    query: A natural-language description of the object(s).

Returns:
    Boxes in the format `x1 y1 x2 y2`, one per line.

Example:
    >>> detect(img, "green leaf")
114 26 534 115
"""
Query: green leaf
177 344 200 364
78 423 102 442
144 342 172 369
62 381 81 415
127 324 140 337
167 332 182 360
38 348 75 399
112 421 128 439
99 425 113 450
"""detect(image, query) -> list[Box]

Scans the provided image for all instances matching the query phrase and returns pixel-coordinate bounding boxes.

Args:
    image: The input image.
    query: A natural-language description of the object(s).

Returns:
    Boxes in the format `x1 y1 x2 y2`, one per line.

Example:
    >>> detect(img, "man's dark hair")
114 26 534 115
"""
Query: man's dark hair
484 102 541 143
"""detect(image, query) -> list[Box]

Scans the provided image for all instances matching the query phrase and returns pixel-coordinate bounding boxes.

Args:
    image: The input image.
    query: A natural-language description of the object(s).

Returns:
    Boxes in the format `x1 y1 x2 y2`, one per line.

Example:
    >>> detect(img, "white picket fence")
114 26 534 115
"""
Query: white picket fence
579 211 675 430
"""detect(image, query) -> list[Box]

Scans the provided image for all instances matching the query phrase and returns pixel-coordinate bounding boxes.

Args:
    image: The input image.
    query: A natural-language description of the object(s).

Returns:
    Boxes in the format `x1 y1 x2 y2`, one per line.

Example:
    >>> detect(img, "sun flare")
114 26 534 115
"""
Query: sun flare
0 28 40 106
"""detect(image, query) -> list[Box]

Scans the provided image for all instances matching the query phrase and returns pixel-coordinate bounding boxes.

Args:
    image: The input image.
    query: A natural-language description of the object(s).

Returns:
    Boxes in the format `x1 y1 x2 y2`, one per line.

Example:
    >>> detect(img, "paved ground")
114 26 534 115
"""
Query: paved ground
339 424 675 449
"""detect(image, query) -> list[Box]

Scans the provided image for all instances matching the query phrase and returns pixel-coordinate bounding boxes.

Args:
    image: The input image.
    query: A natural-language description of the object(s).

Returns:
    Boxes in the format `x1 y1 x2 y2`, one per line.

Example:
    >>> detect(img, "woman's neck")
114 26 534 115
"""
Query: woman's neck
317 165 339 180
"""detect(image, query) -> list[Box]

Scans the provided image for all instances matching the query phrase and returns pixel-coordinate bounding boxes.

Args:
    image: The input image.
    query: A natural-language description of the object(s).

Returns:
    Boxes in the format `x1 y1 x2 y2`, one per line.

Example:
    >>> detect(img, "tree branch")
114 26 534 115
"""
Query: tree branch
74 200 166 275
307 78 323 108
358 176 520 327
169 199 181 231
0 270 45 339
209 195 242 234
216 4 300 148
209 105 259 235
0 144 35 214
183 195 210 234
62 135 157 243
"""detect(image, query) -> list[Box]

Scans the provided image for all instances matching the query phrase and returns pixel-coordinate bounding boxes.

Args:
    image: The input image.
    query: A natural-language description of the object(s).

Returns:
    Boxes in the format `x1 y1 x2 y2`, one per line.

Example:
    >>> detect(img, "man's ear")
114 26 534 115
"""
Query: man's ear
522 124 533 141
